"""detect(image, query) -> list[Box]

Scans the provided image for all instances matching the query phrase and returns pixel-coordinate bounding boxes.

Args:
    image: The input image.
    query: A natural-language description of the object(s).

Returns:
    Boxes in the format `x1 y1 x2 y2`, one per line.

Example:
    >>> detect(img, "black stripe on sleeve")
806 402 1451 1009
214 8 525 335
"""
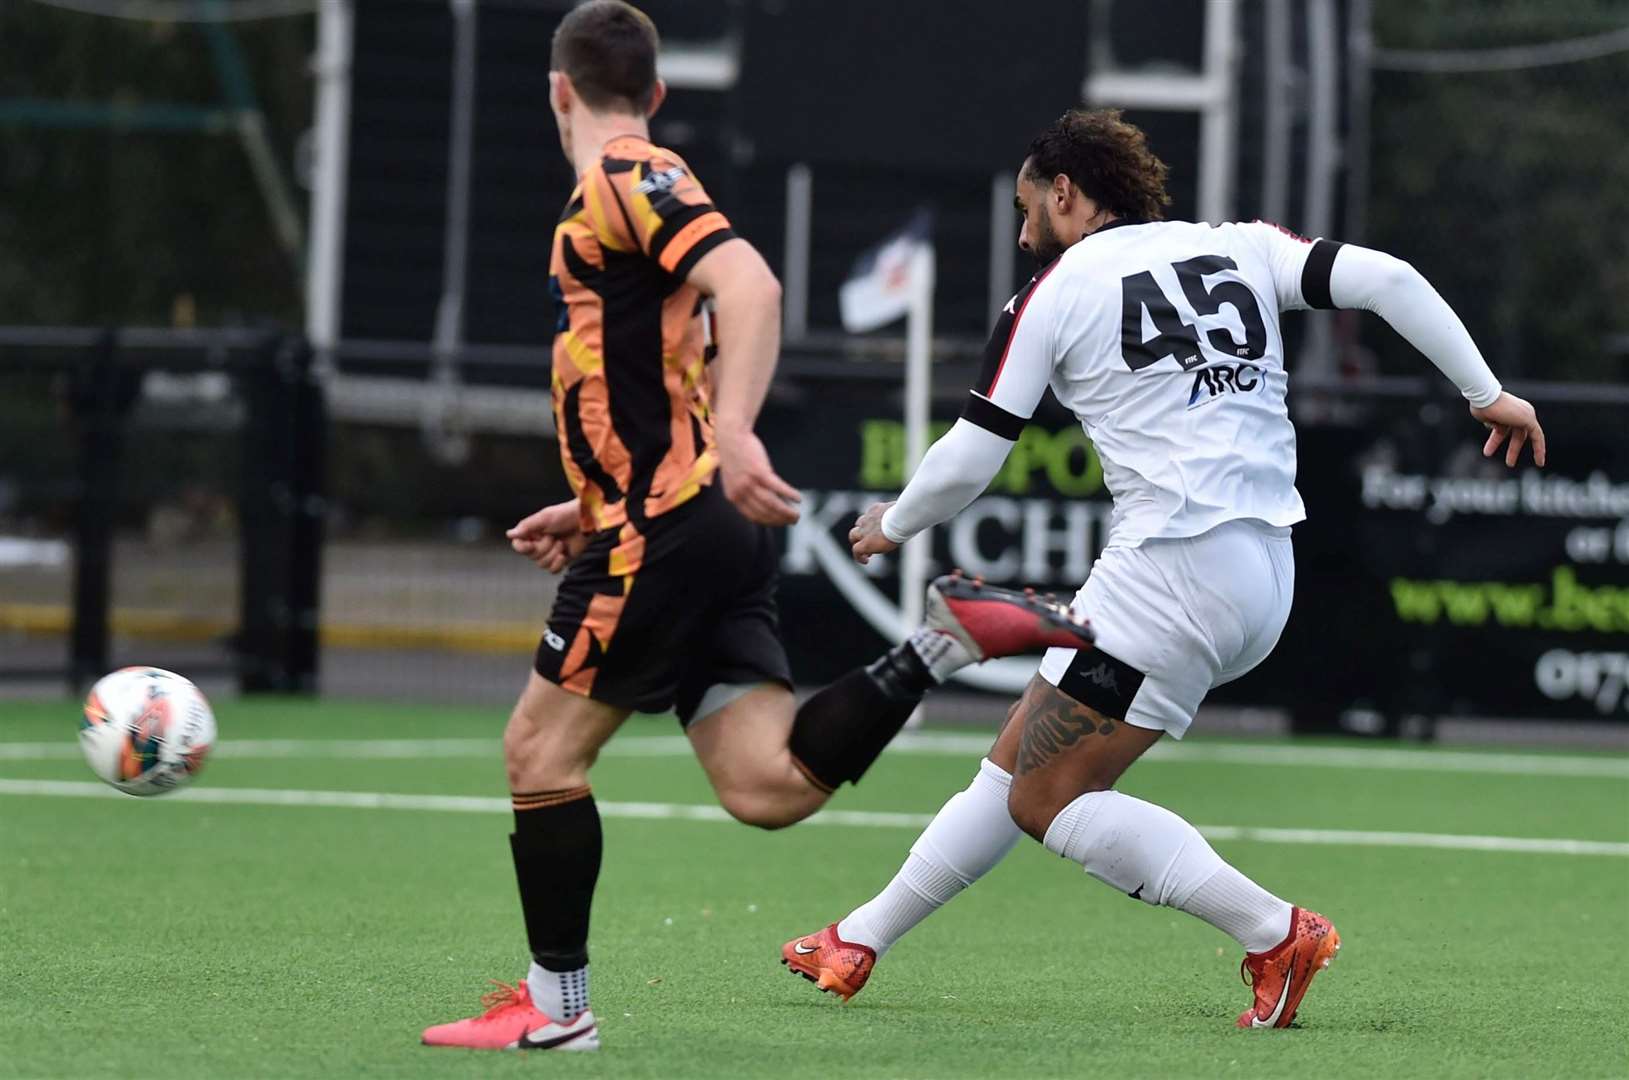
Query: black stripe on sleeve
647 202 713 263
670 227 737 281
1301 239 1345 310
961 392 1026 440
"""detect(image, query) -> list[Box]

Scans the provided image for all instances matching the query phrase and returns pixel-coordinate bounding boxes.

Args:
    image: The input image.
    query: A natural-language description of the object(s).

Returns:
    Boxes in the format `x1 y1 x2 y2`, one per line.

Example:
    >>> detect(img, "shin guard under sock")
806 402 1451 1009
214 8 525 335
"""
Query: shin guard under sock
787 643 934 790
510 786 602 990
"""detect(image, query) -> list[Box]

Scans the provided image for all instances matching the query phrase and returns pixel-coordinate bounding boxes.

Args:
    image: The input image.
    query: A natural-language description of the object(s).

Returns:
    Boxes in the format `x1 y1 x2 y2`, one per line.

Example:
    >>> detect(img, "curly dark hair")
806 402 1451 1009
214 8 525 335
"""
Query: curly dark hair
1023 109 1172 222
551 0 660 114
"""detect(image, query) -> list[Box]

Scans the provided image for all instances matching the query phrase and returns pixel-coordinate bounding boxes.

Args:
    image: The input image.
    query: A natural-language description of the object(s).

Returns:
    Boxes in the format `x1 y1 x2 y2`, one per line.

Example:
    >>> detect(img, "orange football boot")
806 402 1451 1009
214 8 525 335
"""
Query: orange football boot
1236 907 1341 1029
780 924 876 1002
421 980 599 1051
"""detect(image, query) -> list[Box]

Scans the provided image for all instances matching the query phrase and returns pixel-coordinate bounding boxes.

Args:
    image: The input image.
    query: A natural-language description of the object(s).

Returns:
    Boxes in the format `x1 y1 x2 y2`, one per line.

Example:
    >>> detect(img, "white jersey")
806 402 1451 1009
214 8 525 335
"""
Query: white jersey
966 218 1332 549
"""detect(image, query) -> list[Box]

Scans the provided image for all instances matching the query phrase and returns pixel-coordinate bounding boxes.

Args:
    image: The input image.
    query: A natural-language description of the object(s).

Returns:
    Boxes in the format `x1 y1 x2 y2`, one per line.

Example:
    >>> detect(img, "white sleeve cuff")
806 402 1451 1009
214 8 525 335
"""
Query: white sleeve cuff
880 507 911 545
878 419 1015 543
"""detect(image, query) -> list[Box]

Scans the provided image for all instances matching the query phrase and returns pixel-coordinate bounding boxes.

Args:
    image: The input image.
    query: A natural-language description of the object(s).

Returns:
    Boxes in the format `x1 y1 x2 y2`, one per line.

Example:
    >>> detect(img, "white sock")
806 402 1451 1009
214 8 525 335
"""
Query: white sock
527 961 590 1023
906 627 975 683
1042 790 1292 954
1183 864 1296 954
837 758 1021 956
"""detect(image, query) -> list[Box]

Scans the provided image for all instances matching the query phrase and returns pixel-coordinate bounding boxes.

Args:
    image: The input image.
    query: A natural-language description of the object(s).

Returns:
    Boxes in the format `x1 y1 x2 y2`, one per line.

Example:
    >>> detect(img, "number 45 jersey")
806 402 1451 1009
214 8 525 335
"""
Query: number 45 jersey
970 218 1342 550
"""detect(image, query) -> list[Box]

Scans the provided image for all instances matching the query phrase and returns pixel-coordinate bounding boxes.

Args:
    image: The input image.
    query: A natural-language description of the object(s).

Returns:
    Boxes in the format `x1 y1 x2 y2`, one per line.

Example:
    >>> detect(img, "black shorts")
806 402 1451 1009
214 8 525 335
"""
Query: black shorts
534 482 792 725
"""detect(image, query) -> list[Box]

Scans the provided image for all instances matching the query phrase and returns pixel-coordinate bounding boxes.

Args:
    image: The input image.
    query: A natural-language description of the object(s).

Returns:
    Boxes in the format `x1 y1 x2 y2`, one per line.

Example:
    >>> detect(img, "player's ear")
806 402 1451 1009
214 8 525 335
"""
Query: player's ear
1052 173 1073 211
645 78 667 118
549 71 573 116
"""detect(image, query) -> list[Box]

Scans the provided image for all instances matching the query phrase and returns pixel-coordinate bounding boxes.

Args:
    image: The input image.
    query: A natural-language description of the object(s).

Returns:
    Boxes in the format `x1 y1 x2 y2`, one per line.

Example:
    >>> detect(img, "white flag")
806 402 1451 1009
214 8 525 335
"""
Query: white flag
838 209 934 333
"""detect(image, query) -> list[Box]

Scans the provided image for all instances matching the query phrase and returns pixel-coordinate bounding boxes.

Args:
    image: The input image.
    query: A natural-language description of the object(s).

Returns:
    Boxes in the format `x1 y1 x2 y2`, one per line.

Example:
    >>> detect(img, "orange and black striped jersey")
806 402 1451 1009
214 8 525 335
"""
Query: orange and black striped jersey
550 135 736 536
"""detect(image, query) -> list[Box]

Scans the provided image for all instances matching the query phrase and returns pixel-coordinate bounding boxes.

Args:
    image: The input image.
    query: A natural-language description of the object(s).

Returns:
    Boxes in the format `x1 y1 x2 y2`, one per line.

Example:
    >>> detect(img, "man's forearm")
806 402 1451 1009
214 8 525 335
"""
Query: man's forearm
1328 244 1501 407
880 420 1015 543
709 282 782 434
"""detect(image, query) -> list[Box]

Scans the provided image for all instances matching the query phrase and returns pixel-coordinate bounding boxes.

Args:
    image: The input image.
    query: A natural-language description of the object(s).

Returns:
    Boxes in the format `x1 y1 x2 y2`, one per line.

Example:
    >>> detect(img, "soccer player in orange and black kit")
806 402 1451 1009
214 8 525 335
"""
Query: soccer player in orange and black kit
420 1 1095 1052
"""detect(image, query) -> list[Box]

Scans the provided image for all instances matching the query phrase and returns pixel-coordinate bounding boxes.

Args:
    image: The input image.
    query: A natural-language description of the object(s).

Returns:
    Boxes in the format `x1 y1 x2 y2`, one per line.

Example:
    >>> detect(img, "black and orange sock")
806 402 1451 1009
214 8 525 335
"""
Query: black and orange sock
787 645 933 791
509 785 601 976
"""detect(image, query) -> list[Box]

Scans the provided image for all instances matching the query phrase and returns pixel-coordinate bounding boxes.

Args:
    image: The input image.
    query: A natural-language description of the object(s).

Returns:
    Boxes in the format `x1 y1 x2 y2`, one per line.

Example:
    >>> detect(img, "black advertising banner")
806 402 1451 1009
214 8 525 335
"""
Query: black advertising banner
1284 393 1629 730
763 377 1629 728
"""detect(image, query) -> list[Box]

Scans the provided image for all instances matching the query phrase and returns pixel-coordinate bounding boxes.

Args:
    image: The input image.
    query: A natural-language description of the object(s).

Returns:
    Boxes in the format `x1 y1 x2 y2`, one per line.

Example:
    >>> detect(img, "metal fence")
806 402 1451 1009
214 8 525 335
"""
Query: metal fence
0 328 322 697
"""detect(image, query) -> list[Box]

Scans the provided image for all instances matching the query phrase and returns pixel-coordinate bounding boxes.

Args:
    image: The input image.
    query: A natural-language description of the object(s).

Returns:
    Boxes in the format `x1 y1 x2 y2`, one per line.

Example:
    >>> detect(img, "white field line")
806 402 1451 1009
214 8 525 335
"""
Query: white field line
1 733 1625 778
1 778 1626 858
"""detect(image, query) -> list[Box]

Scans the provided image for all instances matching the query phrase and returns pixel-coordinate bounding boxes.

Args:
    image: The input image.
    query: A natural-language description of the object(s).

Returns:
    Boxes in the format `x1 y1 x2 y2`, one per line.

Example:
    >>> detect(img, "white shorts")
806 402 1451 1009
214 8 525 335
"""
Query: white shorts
1037 518 1294 739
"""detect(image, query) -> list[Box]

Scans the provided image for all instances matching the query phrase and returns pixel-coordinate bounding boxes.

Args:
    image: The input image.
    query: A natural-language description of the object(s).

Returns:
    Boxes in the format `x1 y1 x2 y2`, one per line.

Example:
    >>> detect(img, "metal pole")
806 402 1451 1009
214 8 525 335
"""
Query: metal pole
1303 0 1339 239
900 245 936 729
1302 0 1340 373
434 0 477 366
68 332 120 694
305 0 353 356
1261 0 1292 226
428 0 479 463
1197 0 1239 224
1345 0 1374 244
198 0 304 271
235 109 305 269
987 170 1016 332
285 339 326 693
900 246 936 637
783 163 812 339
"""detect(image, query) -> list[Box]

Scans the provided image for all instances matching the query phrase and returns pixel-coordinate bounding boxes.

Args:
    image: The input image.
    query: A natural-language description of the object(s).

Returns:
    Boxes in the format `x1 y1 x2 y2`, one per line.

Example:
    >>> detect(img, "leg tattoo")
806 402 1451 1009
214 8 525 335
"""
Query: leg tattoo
1014 681 1117 776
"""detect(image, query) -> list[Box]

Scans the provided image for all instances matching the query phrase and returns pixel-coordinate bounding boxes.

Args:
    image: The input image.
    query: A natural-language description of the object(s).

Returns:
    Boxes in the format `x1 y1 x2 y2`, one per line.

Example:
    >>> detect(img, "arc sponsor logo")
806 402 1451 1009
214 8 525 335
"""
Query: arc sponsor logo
1187 362 1264 410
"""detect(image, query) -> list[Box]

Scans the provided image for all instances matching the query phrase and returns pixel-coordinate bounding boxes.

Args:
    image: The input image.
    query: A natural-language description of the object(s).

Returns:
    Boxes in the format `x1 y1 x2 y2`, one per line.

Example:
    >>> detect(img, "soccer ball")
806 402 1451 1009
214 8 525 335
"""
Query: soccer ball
79 667 216 796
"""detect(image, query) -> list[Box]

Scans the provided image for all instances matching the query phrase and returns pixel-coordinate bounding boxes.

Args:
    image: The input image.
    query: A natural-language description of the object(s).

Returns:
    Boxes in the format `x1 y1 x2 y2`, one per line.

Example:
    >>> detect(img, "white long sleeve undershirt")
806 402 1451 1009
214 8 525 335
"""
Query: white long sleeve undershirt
1326 243 1502 408
880 419 1012 544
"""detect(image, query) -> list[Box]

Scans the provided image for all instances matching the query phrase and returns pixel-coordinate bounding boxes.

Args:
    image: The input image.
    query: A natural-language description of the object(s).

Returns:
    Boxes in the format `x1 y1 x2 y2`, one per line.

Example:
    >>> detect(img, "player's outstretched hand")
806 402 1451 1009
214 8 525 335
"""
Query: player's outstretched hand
1470 391 1546 468
716 425 802 526
850 501 901 565
507 498 587 573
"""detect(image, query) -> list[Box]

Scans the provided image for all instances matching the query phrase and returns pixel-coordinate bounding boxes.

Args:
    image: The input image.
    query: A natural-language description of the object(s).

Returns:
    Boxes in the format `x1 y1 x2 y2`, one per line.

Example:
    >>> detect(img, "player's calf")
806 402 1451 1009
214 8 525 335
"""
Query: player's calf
784 575 1097 795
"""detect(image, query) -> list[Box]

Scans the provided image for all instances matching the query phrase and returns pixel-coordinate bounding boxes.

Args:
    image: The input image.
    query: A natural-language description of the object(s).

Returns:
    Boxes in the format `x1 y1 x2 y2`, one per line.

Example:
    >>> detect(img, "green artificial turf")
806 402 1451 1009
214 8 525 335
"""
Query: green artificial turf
1 698 1626 1079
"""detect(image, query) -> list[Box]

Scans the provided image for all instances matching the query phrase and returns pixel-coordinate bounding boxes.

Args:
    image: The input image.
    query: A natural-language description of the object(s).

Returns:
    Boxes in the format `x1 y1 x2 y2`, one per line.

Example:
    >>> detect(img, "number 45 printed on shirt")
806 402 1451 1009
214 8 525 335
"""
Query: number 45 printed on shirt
1120 255 1269 372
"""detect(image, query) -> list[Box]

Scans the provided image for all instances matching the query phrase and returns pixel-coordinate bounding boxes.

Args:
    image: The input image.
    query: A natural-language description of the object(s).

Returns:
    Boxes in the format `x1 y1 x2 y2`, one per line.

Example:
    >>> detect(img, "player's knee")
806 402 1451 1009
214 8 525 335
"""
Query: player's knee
502 706 590 792
716 788 801 831
1008 774 1112 843
1006 783 1053 842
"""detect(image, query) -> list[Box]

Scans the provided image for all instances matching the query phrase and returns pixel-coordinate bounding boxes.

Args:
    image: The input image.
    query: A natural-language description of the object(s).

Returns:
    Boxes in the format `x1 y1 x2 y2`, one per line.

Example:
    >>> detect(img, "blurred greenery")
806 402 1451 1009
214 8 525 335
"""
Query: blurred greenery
1366 0 1629 382
0 3 308 327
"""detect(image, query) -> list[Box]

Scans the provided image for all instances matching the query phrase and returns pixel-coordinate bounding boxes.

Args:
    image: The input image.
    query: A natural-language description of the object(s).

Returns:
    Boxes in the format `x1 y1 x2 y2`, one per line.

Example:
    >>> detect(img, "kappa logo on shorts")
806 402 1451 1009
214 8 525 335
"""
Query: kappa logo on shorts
543 629 566 652
1080 661 1121 694
1058 648 1145 721
1187 362 1265 410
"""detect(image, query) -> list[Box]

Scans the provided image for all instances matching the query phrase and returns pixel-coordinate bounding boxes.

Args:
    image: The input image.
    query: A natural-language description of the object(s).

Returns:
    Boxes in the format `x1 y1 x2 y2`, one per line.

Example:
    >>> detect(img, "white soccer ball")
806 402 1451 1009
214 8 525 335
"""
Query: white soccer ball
79 667 216 796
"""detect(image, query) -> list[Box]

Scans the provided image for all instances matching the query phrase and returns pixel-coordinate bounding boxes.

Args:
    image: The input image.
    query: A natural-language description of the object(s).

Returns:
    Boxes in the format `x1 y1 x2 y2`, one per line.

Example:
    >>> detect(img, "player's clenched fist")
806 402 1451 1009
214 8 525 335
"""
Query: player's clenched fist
850 500 900 565
1469 391 1546 468
506 498 588 573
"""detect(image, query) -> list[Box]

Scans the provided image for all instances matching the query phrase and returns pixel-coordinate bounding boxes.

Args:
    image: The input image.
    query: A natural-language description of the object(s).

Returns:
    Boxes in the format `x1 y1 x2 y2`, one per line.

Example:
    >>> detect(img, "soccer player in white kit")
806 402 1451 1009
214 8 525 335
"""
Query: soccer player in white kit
781 109 1546 1029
